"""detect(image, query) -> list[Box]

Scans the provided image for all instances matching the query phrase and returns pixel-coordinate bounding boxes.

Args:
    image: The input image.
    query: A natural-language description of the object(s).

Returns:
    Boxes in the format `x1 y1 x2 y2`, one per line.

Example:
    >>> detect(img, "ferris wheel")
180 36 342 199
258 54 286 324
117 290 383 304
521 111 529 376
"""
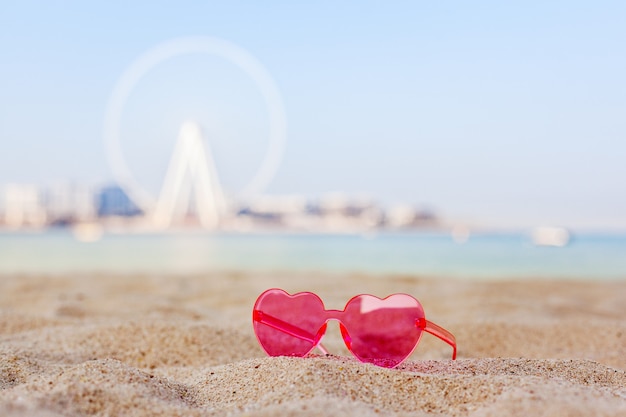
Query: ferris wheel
103 37 287 229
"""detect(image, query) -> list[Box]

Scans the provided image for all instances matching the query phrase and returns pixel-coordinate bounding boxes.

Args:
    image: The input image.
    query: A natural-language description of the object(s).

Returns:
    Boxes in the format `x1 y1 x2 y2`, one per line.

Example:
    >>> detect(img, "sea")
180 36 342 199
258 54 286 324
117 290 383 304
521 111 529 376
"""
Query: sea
0 231 625 280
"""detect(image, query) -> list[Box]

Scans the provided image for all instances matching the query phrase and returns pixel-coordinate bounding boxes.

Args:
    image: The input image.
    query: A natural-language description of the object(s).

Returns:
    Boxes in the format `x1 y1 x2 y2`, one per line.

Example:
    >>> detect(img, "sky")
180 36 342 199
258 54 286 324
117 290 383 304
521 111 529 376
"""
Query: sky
0 1 625 230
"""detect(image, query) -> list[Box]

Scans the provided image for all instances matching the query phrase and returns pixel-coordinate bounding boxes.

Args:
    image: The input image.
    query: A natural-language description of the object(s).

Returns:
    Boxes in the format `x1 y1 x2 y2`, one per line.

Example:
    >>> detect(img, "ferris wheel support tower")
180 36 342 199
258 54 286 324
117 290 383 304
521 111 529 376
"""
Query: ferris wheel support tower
153 121 225 229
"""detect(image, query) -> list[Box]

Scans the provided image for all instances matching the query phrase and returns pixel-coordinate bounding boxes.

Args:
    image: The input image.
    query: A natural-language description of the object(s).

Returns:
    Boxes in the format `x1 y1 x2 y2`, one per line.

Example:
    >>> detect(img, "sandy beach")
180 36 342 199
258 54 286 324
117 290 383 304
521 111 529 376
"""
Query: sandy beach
0 271 625 416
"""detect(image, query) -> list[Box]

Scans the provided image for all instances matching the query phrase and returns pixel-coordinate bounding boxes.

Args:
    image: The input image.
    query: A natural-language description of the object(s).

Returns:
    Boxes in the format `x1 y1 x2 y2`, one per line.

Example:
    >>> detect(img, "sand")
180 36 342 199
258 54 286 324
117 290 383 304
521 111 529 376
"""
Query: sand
0 271 625 416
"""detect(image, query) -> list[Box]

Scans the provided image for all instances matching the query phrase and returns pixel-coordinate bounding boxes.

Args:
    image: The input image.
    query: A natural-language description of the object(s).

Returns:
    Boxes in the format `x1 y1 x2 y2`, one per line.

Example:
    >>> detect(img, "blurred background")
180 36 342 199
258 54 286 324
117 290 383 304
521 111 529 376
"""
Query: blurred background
0 1 625 278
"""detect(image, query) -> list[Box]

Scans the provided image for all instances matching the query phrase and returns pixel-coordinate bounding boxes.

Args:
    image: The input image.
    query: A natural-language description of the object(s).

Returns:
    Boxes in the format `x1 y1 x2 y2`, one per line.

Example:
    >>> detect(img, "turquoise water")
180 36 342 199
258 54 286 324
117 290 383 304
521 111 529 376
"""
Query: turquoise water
1 231 625 279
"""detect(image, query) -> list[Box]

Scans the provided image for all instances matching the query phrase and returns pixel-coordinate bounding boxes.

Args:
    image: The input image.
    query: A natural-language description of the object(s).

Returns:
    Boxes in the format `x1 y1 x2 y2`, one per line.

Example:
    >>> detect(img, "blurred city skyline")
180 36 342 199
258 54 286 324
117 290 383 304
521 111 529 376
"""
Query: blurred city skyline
1 1 625 231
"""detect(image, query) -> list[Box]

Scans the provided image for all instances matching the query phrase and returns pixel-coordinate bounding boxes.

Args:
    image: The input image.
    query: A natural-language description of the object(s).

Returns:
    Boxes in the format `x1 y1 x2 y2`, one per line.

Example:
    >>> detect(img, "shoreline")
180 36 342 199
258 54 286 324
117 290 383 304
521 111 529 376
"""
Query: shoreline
1 232 626 280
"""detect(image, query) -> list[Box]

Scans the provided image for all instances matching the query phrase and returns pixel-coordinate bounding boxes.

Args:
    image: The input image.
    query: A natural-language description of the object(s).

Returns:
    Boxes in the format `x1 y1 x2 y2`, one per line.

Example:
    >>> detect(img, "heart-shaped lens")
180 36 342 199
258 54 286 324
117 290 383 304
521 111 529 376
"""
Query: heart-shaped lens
340 294 424 367
253 289 327 357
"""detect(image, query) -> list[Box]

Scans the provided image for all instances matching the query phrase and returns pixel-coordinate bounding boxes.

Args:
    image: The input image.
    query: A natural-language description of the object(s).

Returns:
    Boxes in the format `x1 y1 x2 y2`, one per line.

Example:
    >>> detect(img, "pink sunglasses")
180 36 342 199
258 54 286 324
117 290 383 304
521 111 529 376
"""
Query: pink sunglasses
252 289 457 368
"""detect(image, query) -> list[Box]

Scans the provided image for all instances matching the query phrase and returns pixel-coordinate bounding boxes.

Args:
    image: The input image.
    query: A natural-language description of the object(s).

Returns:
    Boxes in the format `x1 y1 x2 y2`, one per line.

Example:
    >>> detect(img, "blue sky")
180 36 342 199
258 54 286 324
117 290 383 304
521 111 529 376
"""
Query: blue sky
1 1 625 230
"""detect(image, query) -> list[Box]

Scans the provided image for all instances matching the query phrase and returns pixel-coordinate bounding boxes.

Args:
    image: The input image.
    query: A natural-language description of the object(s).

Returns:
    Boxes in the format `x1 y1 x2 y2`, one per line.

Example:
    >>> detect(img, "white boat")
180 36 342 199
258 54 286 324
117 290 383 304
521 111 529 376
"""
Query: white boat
531 226 570 247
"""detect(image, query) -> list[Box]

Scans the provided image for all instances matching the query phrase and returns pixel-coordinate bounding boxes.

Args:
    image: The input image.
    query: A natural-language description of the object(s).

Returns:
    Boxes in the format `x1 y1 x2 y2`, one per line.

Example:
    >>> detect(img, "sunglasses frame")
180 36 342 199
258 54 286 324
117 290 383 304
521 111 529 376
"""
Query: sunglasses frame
253 289 456 368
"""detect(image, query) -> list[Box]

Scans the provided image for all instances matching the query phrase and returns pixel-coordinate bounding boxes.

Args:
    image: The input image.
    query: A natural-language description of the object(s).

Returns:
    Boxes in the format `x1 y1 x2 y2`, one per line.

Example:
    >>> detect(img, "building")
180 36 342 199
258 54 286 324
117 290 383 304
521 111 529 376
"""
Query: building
43 182 97 225
97 185 142 217
2 183 47 228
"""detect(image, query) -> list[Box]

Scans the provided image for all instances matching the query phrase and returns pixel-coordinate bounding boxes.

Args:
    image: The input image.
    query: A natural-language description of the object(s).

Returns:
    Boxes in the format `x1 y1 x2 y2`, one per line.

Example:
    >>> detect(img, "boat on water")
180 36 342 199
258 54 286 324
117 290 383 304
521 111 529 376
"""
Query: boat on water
531 226 570 247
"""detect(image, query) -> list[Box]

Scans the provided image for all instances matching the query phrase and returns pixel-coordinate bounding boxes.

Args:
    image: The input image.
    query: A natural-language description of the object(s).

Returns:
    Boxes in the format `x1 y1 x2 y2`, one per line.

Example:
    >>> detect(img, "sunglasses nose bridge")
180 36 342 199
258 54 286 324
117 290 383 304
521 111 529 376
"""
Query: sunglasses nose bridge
320 309 352 339
322 309 346 321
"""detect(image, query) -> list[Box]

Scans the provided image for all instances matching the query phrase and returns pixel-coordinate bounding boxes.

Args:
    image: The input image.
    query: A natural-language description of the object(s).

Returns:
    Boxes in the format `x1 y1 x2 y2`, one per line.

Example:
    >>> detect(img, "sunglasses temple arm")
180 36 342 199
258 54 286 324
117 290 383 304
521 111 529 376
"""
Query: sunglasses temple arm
253 310 328 353
420 319 457 360
315 344 330 355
